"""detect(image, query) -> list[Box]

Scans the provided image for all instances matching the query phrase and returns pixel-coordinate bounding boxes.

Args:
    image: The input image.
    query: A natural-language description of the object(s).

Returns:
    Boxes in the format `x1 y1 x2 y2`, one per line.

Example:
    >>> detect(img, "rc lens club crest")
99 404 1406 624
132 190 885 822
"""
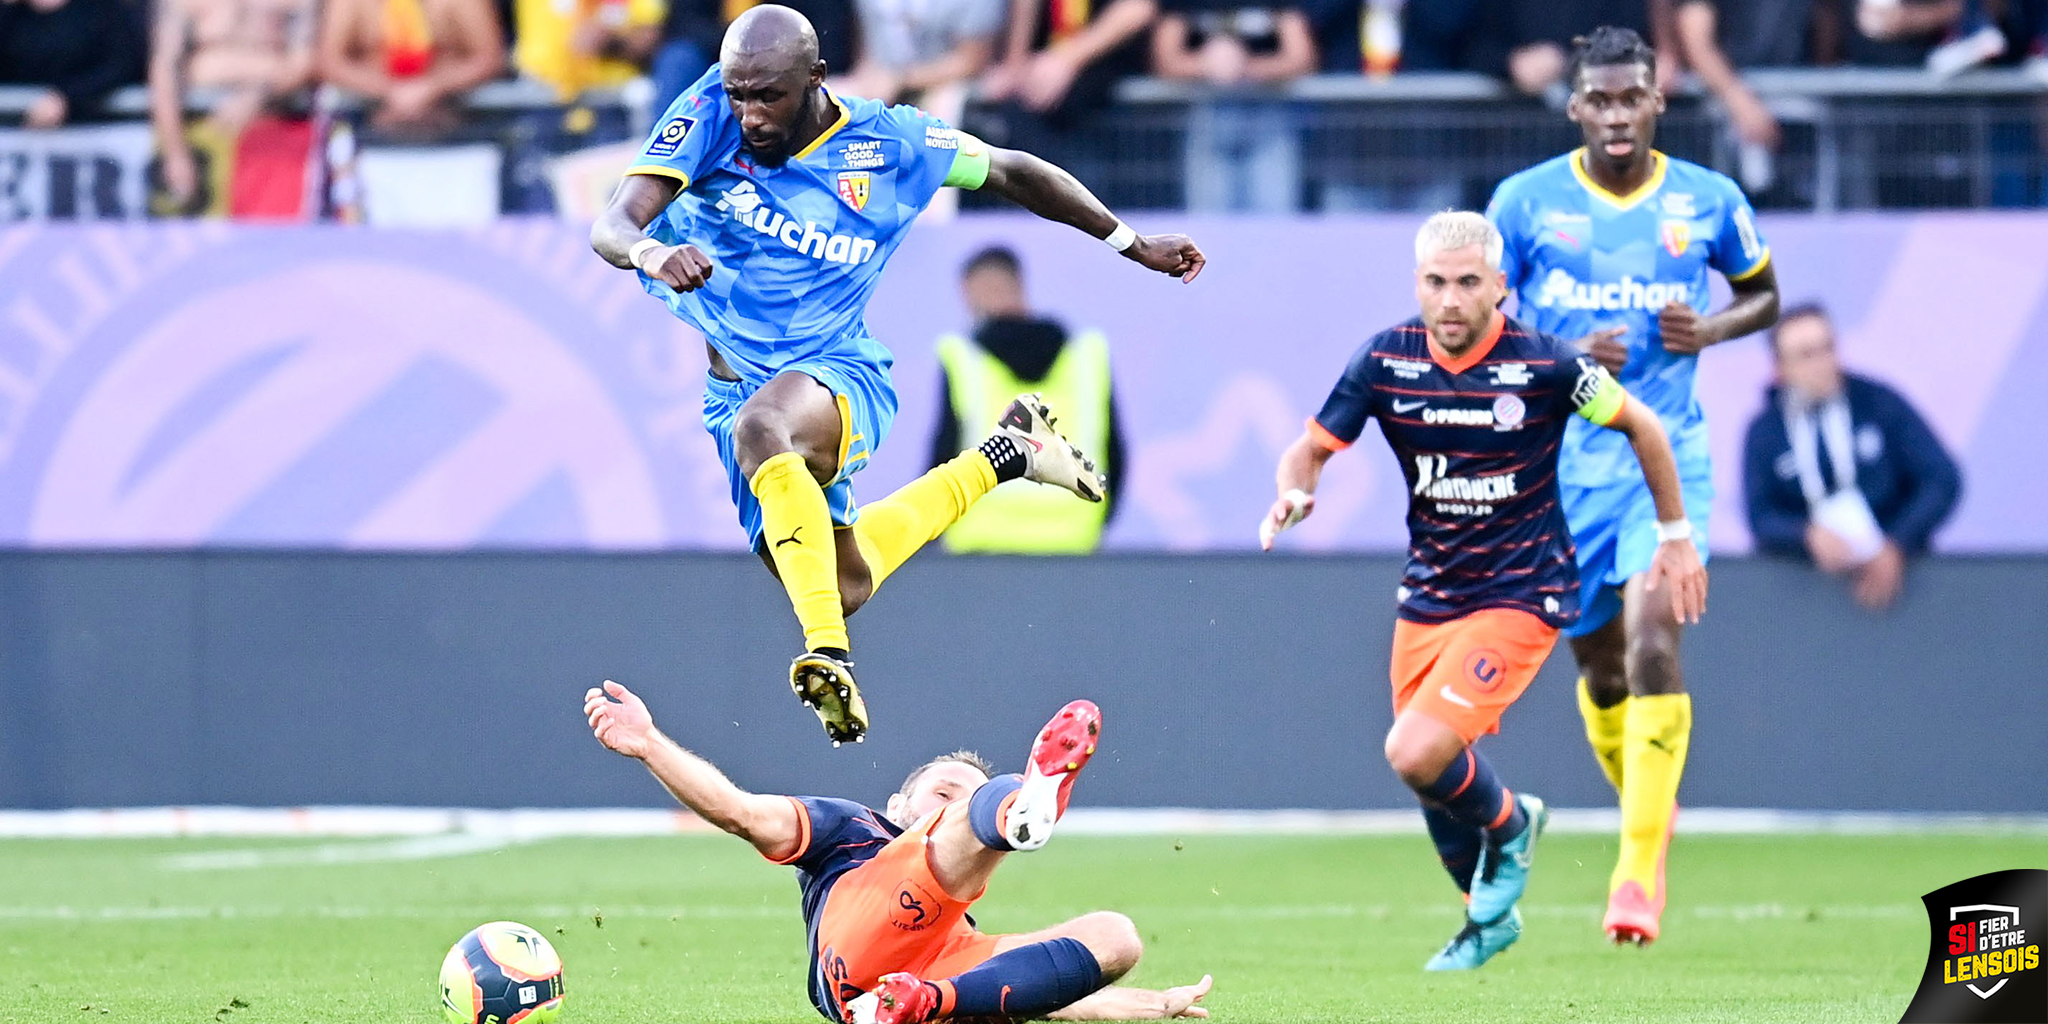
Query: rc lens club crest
1902 869 2047 1023
837 171 871 212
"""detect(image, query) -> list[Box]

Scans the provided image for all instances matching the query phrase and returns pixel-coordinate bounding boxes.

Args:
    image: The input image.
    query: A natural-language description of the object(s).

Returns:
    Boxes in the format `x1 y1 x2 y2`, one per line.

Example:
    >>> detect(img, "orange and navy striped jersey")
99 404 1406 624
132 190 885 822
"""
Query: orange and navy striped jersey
762 796 905 1019
1311 313 1625 628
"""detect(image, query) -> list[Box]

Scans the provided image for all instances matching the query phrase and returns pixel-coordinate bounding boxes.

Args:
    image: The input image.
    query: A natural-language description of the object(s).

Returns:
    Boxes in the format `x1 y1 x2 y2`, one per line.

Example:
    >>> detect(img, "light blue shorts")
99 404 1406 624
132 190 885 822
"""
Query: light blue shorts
1560 467 1713 638
703 355 897 551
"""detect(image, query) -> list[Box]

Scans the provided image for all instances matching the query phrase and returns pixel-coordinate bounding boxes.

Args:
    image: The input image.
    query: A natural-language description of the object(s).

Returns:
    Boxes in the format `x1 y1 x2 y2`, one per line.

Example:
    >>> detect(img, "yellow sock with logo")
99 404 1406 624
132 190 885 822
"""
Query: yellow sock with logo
1577 677 1629 794
750 452 847 652
1612 692 1691 901
851 452 998 590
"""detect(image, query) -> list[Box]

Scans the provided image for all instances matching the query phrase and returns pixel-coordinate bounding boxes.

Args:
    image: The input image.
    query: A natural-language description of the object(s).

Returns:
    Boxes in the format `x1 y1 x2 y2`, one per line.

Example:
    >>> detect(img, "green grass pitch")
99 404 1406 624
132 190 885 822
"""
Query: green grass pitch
6 830 2042 1023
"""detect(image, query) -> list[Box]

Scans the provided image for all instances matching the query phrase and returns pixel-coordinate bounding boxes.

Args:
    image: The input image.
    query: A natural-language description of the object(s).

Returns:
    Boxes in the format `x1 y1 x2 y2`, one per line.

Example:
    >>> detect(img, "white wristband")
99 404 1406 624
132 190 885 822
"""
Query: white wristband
1281 488 1313 527
1103 221 1137 252
627 237 663 271
1655 518 1693 544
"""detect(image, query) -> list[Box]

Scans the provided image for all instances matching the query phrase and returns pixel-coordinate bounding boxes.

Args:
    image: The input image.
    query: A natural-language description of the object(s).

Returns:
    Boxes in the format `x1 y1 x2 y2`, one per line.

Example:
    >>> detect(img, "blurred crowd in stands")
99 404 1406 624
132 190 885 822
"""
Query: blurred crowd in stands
1 0 2043 217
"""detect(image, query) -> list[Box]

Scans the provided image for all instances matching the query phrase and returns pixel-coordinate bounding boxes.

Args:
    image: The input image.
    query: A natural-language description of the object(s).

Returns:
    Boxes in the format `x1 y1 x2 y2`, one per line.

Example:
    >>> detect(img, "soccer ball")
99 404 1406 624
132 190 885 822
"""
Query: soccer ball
439 921 565 1024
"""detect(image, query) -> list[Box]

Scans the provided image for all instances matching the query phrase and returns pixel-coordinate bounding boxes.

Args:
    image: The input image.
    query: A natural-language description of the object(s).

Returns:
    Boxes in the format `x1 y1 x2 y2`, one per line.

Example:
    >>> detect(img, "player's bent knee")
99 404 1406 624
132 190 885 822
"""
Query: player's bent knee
732 410 796 480
1625 633 1685 695
1384 733 1450 791
1583 669 1630 706
1076 911 1142 981
1570 633 1629 699
837 537 874 616
839 580 872 617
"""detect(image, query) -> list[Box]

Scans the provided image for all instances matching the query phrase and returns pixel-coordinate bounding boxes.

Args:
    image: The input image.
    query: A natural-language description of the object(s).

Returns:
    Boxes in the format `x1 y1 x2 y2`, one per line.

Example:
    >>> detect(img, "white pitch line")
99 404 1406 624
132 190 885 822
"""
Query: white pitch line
160 833 522 871
1 806 2044 839
0 901 1919 923
0 904 793 922
1054 807 2048 836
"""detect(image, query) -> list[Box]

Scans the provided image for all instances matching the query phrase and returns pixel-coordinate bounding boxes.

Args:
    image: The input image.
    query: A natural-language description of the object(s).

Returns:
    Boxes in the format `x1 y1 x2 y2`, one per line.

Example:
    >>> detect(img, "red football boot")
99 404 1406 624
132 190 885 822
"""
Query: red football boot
1604 880 1662 946
857 973 937 1024
1002 699 1102 851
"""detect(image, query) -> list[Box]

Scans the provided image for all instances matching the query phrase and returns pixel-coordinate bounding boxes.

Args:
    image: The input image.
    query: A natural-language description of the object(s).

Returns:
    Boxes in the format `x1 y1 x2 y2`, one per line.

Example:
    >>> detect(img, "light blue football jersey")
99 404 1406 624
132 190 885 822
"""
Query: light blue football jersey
626 65 971 385
1486 150 1770 487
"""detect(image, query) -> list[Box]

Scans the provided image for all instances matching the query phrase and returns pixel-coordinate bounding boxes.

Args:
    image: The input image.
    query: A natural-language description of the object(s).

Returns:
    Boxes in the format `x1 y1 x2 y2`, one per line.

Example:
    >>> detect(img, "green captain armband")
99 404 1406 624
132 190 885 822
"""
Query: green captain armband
941 131 992 190
1573 364 1627 426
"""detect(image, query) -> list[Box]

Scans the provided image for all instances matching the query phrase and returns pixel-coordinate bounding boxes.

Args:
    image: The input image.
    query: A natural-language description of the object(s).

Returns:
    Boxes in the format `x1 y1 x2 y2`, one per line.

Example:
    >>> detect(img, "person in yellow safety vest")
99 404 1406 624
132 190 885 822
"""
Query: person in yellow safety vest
930 245 1125 553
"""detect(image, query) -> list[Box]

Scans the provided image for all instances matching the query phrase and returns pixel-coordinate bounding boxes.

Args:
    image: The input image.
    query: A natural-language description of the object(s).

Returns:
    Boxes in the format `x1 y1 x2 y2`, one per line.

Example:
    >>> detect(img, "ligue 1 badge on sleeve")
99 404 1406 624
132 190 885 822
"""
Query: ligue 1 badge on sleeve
1900 869 2047 1023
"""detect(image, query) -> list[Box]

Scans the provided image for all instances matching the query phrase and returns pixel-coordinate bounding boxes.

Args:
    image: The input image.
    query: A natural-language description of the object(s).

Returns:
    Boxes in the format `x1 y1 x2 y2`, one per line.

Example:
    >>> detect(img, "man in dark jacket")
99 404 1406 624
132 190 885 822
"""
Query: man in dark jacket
0 0 145 127
931 245 1126 552
1743 303 1962 610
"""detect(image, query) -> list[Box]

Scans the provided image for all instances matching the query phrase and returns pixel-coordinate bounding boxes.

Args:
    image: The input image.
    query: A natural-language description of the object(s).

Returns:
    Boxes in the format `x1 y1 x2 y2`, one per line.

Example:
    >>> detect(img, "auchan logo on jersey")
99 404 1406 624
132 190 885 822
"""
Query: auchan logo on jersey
1533 268 1689 311
715 181 878 266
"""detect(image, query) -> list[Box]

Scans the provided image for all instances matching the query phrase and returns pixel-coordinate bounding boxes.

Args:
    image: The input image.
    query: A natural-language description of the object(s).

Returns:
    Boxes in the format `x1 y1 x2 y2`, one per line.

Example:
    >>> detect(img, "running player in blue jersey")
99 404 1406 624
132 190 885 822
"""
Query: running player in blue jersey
1484 26 1780 945
590 5 1205 746
1260 211 1707 970
583 681 1214 1023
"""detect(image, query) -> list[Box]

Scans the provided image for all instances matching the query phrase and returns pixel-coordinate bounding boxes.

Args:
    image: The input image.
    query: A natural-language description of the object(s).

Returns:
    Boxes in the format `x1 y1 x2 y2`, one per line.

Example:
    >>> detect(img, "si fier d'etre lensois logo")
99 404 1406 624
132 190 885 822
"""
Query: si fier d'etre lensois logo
1901 869 2046 1023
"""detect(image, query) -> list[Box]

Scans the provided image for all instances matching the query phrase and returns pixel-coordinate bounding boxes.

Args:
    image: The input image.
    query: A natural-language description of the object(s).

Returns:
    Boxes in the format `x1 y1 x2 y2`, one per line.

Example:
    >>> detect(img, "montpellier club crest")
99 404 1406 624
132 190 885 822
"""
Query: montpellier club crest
1491 392 1526 430
836 171 871 212
1660 219 1691 259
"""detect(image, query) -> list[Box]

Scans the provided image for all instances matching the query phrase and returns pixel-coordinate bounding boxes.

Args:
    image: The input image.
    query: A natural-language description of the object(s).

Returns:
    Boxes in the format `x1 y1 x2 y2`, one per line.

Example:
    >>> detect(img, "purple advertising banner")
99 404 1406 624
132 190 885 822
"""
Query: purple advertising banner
0 212 2039 551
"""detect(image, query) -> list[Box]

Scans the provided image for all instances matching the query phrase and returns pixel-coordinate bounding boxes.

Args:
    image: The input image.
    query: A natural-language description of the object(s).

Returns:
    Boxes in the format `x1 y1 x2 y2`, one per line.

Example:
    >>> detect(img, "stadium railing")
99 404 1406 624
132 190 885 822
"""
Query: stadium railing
1 67 2041 214
1063 68 2048 212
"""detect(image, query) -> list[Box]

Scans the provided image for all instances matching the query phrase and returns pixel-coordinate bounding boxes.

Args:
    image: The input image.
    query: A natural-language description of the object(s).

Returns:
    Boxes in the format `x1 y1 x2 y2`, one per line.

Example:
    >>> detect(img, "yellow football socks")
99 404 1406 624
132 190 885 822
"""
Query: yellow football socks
1577 677 1629 793
1613 692 1692 900
850 451 998 590
750 452 848 653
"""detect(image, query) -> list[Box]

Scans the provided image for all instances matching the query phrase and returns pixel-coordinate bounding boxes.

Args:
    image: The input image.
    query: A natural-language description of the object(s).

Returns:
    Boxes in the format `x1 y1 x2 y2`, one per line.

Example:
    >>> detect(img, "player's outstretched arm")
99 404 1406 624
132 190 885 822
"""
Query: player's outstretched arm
583 681 803 859
978 146 1205 283
1260 431 1335 550
1603 397 1709 624
1050 975 1213 1019
589 175 717 293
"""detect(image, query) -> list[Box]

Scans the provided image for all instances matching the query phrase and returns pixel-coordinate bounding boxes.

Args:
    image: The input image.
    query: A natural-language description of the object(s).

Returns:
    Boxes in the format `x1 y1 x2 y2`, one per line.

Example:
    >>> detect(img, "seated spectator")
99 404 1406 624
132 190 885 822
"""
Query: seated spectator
930 246 1124 553
1929 1 2009 73
317 0 507 136
1151 0 1315 86
1149 0 1315 211
1468 0 1665 103
650 0 857 118
0 0 145 128
514 0 663 102
1672 0 1789 149
1851 0 2002 73
978 0 1158 128
649 0 720 111
147 0 320 216
1396 0 1483 72
503 0 668 215
1847 0 2048 78
841 0 1003 122
2022 0 2048 78
784 0 860 72
1743 304 1962 611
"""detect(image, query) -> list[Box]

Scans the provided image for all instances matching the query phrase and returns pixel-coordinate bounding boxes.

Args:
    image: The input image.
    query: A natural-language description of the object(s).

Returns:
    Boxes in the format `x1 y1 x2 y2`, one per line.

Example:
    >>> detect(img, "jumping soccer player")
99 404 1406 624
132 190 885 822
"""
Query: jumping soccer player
583 682 1214 1023
1484 25 1780 945
591 5 1204 747
1260 211 1707 970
